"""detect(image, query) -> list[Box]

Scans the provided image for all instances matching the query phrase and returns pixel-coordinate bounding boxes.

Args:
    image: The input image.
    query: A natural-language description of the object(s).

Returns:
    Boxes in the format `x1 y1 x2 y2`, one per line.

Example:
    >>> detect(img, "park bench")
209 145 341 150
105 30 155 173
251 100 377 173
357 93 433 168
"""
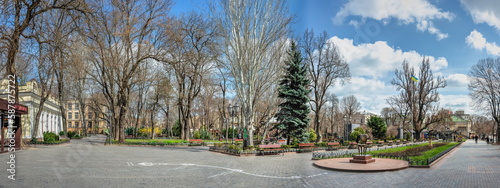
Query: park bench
376 141 385 147
365 141 373 148
258 144 283 155
348 142 358 149
298 143 318 152
188 139 204 146
327 142 341 150
277 139 286 144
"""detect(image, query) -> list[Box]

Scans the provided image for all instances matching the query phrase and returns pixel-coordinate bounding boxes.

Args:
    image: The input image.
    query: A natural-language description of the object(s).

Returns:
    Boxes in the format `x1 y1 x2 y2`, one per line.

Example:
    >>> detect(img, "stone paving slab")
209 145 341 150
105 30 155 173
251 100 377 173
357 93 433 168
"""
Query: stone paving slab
1 136 499 187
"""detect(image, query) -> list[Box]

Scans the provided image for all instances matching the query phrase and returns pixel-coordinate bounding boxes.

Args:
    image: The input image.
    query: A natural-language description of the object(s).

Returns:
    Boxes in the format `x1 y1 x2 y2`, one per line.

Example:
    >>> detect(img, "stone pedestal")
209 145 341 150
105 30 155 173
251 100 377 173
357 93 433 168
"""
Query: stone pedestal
350 155 376 164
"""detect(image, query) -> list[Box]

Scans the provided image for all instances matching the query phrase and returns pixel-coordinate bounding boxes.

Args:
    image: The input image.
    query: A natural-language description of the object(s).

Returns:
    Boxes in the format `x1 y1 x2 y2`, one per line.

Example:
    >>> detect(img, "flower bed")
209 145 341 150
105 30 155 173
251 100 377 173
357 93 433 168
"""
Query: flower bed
312 141 461 167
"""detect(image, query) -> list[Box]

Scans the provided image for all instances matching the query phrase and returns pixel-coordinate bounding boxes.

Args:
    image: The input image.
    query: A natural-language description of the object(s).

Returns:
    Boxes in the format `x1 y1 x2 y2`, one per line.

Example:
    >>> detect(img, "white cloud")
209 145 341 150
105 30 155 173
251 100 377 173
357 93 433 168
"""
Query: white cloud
460 0 500 31
439 94 473 113
329 36 448 78
331 77 393 114
334 0 454 40
466 30 500 55
445 74 469 88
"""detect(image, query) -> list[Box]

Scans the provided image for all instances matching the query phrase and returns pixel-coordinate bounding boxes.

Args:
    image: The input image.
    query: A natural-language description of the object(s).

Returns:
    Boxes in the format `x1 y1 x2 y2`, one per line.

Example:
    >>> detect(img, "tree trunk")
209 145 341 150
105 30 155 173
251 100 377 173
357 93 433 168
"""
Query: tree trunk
315 113 323 143
33 99 47 141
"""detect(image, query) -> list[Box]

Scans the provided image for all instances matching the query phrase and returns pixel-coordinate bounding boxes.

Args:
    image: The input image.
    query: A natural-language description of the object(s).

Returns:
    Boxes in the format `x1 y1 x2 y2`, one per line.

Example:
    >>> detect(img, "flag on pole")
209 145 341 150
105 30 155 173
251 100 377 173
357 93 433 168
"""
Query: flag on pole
411 75 419 82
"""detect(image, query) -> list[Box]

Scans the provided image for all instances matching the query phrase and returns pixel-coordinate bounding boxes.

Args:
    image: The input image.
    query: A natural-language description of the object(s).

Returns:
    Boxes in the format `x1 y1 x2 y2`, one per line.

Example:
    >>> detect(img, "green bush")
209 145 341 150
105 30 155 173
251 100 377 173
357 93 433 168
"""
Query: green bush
199 126 211 139
67 131 79 139
316 142 328 147
193 131 201 139
125 127 137 136
307 129 317 142
172 120 181 136
43 132 59 142
228 144 242 151
350 131 362 140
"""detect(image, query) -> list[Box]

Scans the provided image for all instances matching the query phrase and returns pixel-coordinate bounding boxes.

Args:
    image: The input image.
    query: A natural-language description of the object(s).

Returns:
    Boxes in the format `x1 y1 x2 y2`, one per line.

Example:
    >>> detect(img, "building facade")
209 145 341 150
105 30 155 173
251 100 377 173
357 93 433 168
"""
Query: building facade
0 80 63 139
65 100 107 135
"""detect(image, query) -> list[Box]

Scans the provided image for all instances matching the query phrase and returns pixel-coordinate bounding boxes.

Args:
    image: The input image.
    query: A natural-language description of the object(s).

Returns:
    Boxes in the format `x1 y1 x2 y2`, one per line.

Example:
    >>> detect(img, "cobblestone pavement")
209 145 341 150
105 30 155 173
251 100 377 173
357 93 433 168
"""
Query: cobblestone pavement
1 136 499 188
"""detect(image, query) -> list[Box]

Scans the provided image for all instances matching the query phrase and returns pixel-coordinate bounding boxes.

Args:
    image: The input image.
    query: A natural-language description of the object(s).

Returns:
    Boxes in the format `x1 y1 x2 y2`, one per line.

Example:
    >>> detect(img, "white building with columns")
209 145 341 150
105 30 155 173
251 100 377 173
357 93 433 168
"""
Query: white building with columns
0 80 62 139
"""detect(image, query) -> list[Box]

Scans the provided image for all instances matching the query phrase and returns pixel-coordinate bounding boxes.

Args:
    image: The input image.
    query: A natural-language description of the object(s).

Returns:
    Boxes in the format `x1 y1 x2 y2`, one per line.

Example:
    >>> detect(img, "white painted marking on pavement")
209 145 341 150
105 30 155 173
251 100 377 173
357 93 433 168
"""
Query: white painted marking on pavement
207 171 236 178
134 162 329 179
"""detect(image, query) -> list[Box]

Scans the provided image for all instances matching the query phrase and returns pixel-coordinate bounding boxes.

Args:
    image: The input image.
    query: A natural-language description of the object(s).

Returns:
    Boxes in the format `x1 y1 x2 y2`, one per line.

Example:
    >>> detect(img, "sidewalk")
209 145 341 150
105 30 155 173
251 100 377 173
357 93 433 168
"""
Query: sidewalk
414 139 500 187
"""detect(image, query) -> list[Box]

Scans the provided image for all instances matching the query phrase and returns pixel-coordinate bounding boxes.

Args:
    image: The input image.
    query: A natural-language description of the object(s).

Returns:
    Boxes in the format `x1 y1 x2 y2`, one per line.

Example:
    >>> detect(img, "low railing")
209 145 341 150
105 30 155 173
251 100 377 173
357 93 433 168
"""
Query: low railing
409 142 462 166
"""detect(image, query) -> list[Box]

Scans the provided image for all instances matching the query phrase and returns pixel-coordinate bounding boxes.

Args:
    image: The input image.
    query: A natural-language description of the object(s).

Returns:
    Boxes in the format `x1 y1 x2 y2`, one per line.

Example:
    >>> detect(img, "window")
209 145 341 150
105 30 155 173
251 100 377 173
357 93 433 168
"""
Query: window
88 122 93 128
75 112 79 120
68 122 73 128
75 104 79 110
68 112 72 120
75 122 79 128
88 113 93 119
68 103 73 110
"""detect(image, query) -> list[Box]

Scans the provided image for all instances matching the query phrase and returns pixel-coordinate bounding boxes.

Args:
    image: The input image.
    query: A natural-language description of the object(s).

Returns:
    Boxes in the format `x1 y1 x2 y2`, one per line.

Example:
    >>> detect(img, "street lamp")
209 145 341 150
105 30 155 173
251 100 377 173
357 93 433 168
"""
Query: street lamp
228 104 239 144
343 115 352 141
107 109 112 145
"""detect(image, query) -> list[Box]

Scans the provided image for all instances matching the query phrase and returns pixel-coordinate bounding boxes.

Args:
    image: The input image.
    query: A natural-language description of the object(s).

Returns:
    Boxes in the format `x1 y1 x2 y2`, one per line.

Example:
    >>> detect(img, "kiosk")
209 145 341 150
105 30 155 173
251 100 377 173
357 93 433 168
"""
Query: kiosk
1 99 28 153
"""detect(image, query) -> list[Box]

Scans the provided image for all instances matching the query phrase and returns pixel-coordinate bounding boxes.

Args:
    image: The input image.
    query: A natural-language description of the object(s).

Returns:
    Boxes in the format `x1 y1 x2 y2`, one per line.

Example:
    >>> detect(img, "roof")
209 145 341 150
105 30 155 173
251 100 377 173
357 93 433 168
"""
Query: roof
451 115 468 122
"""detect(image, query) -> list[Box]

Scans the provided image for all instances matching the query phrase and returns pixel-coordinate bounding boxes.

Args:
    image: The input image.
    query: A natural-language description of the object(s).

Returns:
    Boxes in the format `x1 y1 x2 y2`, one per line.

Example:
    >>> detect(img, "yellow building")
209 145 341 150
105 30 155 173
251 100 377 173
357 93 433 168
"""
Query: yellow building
65 99 107 135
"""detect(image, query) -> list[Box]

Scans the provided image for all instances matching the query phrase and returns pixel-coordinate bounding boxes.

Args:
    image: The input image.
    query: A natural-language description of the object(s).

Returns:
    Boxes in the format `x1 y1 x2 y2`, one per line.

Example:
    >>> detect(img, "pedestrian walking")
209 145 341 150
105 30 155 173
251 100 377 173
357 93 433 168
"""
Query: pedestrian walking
474 135 478 143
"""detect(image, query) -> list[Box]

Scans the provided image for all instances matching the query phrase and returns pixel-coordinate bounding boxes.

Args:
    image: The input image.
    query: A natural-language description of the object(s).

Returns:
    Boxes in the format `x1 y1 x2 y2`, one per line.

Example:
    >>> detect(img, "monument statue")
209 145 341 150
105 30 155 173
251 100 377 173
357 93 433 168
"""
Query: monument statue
357 134 369 155
350 134 375 164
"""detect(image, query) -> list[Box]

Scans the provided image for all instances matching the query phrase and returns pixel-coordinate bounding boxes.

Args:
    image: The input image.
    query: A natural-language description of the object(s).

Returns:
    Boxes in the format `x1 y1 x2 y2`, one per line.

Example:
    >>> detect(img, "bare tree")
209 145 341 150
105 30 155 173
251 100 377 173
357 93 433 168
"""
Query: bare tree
84 0 171 142
0 0 86 102
325 92 341 139
341 95 361 121
390 58 447 140
426 109 453 134
302 30 350 142
211 0 292 146
471 115 495 136
160 12 218 140
469 57 500 142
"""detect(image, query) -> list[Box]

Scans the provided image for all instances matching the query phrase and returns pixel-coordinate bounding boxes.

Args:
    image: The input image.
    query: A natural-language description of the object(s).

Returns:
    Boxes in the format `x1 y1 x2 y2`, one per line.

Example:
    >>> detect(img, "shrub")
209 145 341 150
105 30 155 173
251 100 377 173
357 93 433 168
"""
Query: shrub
67 131 77 139
307 129 317 142
172 120 181 136
193 131 201 139
350 131 362 140
59 131 65 136
138 127 162 137
125 127 137 136
43 132 59 142
316 142 328 147
228 144 242 151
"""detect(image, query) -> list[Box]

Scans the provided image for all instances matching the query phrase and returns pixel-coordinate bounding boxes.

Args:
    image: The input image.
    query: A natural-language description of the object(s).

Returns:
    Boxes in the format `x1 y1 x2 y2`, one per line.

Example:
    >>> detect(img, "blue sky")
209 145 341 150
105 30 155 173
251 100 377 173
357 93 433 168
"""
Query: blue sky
172 0 500 115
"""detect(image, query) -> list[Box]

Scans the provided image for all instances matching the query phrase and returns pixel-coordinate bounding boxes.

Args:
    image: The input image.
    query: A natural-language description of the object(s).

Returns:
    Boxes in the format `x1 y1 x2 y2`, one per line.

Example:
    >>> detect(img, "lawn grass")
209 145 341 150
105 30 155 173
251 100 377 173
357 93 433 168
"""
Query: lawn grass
409 142 459 161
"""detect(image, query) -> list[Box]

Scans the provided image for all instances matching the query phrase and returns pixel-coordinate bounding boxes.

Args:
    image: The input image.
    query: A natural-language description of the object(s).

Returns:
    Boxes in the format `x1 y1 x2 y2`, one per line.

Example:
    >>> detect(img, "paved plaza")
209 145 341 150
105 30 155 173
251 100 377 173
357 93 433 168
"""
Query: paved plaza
1 136 500 188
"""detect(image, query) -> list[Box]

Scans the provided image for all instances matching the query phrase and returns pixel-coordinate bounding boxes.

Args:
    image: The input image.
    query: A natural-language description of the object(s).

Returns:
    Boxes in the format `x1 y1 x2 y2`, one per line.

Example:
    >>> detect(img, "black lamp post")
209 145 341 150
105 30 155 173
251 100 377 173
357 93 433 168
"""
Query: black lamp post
344 115 352 141
228 104 239 144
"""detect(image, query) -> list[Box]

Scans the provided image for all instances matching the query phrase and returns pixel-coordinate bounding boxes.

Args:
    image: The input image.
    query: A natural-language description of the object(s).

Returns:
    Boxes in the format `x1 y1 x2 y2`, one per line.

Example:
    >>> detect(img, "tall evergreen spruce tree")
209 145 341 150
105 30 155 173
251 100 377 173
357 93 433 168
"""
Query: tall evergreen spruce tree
274 42 311 144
